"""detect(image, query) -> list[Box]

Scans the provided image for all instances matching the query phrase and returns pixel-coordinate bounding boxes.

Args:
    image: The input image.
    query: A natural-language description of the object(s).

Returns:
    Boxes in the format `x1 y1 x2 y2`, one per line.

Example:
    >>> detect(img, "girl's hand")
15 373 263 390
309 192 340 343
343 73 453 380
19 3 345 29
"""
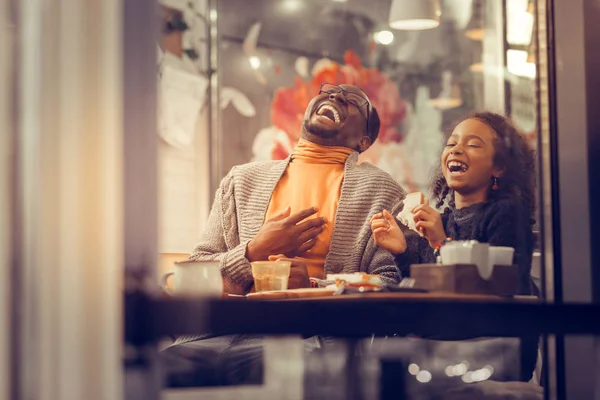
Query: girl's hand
412 200 447 248
370 209 407 255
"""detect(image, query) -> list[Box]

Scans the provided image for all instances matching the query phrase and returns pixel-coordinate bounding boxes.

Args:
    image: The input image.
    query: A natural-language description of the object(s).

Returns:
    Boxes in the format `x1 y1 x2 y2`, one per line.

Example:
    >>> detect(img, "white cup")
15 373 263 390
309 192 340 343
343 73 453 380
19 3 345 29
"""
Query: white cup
439 240 492 279
489 246 515 266
439 242 470 265
160 260 223 297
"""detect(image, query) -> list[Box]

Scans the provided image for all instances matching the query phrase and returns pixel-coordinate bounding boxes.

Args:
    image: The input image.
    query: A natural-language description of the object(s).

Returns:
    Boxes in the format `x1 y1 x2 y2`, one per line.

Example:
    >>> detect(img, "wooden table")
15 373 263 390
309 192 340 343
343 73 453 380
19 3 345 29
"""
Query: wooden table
127 290 600 342
126 290 600 400
237 286 539 301
246 291 539 302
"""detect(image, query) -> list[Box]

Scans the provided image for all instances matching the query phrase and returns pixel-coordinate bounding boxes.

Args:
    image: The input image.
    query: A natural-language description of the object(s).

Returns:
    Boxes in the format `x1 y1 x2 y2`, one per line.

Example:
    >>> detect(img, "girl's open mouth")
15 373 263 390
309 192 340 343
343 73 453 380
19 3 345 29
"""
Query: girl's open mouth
447 160 468 175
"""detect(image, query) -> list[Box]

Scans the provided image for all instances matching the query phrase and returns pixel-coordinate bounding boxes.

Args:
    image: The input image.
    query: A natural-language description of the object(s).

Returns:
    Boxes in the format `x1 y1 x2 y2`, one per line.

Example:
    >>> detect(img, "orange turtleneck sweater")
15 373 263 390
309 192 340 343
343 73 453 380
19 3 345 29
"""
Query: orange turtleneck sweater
265 138 354 279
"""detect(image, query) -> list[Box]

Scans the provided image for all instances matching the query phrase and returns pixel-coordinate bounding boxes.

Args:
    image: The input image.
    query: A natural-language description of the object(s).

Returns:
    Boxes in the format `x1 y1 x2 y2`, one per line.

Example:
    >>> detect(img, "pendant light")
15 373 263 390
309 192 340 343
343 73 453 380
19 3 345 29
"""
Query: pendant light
389 0 441 31
465 0 484 40
429 71 463 110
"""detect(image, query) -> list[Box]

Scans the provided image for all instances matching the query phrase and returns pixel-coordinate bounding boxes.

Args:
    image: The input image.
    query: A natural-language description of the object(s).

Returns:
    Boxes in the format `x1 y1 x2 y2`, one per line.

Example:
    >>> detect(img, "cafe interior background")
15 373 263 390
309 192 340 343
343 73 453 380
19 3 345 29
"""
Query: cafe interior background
158 0 538 254
1 0 599 399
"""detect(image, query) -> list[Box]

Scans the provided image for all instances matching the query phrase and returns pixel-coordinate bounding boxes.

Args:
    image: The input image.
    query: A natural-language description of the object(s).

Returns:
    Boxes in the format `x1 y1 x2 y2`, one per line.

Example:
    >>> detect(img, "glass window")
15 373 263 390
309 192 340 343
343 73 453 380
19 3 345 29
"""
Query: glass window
150 0 598 399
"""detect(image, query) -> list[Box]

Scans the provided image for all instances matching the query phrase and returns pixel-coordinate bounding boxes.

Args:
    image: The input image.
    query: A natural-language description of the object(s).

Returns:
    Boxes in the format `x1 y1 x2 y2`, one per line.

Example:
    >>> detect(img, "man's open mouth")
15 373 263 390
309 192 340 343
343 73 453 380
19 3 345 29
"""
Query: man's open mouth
316 103 341 124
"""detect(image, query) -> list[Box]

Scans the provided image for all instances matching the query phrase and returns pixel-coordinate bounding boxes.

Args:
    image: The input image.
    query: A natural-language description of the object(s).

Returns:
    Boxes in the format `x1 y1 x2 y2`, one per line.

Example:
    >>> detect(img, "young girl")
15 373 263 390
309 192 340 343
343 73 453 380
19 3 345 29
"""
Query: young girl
371 111 539 382
371 111 537 295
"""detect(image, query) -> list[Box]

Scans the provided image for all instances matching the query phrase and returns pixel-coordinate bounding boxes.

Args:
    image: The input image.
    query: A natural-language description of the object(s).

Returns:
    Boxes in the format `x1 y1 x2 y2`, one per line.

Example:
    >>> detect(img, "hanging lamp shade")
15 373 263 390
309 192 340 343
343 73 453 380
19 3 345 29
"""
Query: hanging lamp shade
465 0 484 40
468 40 484 73
388 0 441 30
429 71 463 110
469 62 483 73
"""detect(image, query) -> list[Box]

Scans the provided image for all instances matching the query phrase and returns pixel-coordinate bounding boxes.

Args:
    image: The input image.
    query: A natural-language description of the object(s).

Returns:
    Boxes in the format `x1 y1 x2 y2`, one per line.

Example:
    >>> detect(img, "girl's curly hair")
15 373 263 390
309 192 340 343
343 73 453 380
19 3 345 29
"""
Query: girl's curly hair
431 111 537 224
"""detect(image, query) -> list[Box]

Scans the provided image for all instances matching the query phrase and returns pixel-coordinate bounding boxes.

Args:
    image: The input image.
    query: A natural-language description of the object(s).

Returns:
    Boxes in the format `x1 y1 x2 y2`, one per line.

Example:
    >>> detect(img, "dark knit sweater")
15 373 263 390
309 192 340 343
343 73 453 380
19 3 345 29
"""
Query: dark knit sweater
395 199 534 295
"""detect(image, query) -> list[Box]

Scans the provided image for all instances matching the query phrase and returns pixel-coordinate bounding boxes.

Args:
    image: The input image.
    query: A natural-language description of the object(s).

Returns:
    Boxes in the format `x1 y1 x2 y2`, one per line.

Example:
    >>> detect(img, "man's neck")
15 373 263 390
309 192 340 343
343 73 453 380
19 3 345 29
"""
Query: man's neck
454 188 488 209
300 131 342 148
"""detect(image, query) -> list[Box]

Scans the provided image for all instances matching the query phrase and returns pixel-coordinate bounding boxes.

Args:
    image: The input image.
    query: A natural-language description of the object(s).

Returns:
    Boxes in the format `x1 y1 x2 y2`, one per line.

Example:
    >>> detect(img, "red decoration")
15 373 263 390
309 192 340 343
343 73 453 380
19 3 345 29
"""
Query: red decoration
269 50 407 158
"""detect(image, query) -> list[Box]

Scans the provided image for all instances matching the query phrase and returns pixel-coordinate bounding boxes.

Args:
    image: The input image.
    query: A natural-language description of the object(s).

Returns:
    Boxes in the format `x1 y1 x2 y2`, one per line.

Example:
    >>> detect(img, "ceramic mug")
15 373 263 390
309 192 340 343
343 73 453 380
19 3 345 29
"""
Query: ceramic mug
160 259 223 297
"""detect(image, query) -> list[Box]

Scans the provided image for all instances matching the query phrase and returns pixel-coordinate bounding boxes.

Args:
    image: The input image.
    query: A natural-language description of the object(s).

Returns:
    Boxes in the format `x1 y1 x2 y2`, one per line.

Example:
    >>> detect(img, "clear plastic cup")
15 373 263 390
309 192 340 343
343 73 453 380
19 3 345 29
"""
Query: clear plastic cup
251 260 291 292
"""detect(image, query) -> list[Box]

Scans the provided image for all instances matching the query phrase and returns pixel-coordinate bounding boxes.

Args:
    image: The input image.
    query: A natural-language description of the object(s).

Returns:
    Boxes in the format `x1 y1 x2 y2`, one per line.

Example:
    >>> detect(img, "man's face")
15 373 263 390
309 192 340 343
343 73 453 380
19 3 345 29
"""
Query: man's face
301 84 373 152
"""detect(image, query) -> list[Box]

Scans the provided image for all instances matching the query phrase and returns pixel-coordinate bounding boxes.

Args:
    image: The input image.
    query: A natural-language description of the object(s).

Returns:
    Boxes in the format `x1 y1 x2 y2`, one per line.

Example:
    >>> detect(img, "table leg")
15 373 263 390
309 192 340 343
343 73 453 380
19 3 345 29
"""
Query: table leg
379 359 408 400
346 338 362 400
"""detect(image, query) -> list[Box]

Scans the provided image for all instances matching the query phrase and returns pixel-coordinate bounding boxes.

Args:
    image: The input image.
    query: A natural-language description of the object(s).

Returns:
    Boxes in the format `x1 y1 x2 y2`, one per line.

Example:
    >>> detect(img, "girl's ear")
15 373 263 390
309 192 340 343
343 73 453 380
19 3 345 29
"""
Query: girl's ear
493 164 506 178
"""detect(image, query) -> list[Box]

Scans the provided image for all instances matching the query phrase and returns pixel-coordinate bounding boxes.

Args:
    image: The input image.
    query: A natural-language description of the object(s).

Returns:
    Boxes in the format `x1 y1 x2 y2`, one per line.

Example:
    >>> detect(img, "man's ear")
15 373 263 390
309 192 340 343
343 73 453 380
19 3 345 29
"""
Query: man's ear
357 136 372 153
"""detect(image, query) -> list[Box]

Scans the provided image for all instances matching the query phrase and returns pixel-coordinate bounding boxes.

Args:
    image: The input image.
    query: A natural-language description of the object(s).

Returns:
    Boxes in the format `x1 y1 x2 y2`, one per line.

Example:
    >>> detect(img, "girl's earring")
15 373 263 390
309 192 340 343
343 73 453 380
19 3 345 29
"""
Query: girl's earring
492 176 499 190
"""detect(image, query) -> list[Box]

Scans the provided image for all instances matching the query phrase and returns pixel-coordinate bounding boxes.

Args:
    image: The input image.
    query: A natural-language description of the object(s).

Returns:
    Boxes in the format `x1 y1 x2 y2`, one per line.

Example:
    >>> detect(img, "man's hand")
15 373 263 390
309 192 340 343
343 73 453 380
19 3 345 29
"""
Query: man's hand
370 209 407 255
246 206 326 262
269 256 310 289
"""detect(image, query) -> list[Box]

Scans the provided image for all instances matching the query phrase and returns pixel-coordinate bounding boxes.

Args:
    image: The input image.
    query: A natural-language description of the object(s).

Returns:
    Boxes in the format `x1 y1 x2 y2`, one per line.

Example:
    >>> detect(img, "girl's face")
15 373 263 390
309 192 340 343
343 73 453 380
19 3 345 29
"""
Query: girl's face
442 118 503 195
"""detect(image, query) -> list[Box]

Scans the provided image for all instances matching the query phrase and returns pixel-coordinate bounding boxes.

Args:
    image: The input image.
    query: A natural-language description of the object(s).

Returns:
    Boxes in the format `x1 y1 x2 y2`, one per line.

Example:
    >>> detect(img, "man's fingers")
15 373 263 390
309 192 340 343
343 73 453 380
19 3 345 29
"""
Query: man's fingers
296 225 324 244
285 207 319 224
294 238 317 255
296 216 326 232
267 206 291 222
271 256 297 265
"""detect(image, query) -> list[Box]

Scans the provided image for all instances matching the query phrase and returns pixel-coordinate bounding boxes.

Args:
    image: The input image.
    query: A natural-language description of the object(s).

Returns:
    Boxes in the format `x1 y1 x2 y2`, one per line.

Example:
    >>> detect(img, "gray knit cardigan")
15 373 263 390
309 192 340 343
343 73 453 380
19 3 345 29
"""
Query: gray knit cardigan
189 152 407 291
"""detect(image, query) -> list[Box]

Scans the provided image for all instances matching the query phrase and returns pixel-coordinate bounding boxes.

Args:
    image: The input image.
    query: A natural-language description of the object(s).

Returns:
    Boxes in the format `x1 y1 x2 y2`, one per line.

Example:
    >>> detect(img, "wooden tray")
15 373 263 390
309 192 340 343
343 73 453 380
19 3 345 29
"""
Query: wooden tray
410 264 519 296
245 288 336 300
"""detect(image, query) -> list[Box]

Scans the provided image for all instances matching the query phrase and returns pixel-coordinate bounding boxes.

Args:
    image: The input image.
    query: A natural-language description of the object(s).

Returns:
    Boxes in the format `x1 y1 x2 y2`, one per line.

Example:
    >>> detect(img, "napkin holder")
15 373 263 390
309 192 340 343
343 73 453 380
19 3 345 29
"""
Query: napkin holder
410 263 519 296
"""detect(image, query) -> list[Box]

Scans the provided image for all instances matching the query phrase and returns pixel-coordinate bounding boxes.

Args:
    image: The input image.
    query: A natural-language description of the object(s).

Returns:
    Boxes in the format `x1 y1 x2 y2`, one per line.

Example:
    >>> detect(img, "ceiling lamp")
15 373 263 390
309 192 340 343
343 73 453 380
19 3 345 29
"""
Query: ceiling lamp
469 62 483 73
374 30 395 45
389 0 441 31
429 71 463 110
464 0 484 40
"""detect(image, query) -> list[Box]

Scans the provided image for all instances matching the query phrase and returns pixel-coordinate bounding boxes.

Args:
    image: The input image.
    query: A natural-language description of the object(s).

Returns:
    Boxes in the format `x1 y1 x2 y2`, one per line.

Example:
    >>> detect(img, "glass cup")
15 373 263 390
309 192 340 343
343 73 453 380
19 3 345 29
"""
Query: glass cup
251 260 291 292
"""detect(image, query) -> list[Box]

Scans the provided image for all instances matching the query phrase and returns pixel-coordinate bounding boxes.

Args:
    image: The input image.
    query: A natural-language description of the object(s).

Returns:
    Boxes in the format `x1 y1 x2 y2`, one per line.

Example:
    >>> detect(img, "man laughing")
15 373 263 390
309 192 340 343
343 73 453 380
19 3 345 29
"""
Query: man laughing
190 83 408 295
161 84 408 387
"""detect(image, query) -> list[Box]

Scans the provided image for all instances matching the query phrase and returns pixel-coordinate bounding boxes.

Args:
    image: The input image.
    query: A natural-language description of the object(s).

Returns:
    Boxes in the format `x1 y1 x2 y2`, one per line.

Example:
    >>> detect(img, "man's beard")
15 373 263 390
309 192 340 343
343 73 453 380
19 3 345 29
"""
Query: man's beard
302 118 339 138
